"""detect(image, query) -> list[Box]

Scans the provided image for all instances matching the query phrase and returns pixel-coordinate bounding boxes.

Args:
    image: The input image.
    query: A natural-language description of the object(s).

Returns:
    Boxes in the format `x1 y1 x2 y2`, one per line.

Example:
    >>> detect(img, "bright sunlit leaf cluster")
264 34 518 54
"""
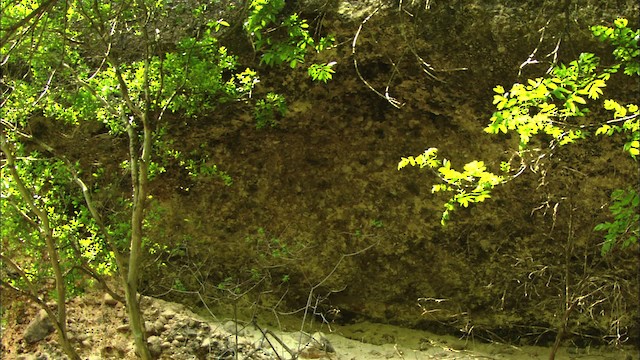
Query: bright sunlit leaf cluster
399 18 639 255
399 148 505 225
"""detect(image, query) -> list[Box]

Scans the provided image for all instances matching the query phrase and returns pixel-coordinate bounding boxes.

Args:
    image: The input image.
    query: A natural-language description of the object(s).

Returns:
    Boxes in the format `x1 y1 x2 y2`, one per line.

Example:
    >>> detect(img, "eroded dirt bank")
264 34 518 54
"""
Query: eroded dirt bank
130 0 640 346
6 0 638 351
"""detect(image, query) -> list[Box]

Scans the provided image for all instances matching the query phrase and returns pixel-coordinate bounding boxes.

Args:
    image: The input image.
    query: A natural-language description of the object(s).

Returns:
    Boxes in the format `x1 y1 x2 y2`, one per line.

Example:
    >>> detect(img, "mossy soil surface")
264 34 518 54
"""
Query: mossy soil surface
136 2 639 346
3 0 638 354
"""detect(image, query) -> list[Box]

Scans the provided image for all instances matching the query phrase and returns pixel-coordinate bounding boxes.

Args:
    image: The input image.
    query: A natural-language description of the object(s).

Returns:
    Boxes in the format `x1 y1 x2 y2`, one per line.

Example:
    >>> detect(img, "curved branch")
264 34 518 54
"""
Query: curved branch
66 239 125 303
0 254 47 307
351 7 404 109
3 196 39 229
0 133 50 233
69 169 127 272
0 0 59 48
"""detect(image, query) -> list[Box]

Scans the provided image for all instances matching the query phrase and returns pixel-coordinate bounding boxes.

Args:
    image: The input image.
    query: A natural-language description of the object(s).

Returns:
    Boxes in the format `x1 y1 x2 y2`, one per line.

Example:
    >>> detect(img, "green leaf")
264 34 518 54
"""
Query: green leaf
398 158 410 170
586 79 606 99
593 223 609 231
595 125 611 136
629 141 639 156
614 18 628 28
572 95 587 105
458 196 470 208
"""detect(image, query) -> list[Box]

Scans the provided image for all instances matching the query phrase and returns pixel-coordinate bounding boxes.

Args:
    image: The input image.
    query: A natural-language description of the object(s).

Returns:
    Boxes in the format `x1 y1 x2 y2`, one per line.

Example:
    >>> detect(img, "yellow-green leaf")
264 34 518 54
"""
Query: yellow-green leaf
615 106 627 118
398 158 409 170
604 99 619 110
595 125 611 136
572 95 587 105
614 18 628 28
463 160 486 174
539 103 556 113
586 79 605 99
630 140 639 156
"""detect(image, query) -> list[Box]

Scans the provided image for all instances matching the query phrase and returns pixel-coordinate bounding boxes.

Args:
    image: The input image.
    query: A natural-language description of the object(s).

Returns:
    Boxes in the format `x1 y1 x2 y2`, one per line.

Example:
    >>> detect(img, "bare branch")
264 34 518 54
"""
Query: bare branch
352 8 404 109
297 240 378 349
0 254 47 307
3 196 39 229
518 20 552 77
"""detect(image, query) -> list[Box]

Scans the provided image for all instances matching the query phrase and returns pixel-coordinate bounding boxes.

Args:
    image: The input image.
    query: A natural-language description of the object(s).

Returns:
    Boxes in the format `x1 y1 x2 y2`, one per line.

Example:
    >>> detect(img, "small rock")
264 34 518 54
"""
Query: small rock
223 321 246 336
153 319 165 334
161 341 172 349
200 337 211 349
103 293 118 306
312 332 335 353
101 345 125 358
174 334 185 342
184 328 198 338
23 309 54 344
145 307 159 317
299 347 331 359
145 321 156 335
298 332 337 359
116 324 130 333
147 335 163 356
161 309 176 319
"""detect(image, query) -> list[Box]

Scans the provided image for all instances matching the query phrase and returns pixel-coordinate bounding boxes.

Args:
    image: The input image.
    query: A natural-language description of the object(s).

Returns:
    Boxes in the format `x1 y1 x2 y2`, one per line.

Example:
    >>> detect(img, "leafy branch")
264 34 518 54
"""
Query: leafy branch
244 0 336 81
398 148 519 225
398 18 639 254
594 188 639 255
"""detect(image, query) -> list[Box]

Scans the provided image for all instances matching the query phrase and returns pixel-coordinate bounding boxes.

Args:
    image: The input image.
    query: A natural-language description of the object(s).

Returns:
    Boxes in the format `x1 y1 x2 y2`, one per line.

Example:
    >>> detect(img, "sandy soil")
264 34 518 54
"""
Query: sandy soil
2 289 637 360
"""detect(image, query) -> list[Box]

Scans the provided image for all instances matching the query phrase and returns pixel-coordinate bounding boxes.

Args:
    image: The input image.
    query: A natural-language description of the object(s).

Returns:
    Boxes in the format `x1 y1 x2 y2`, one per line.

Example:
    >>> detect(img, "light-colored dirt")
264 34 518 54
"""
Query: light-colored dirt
2 289 637 360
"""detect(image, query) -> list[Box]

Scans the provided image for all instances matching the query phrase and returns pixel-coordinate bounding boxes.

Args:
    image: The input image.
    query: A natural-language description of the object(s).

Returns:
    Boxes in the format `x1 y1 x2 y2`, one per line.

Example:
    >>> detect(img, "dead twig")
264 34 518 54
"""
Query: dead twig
352 8 404 109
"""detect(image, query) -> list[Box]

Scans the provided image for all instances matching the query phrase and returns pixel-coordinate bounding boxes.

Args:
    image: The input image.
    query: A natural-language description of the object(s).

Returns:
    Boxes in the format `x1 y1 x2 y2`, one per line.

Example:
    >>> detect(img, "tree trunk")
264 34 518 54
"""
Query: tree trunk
125 180 152 359
45 230 81 360
548 300 576 360
123 280 151 359
120 84 153 358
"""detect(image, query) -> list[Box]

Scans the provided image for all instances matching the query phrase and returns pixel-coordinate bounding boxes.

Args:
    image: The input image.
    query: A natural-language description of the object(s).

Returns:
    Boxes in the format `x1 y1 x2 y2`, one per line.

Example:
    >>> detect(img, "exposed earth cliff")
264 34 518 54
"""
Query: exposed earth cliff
3 0 639 354
131 0 639 345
